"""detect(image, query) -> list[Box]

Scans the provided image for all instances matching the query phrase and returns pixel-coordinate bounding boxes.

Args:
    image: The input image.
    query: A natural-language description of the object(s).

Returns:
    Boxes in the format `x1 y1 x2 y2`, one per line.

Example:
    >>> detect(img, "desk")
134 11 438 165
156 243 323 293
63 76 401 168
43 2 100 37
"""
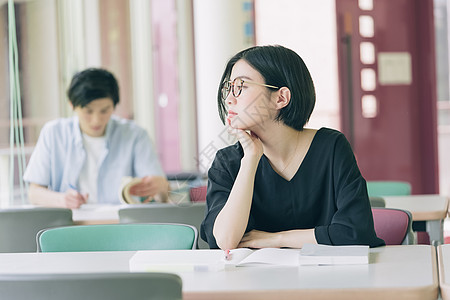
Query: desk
0 246 438 300
384 195 449 245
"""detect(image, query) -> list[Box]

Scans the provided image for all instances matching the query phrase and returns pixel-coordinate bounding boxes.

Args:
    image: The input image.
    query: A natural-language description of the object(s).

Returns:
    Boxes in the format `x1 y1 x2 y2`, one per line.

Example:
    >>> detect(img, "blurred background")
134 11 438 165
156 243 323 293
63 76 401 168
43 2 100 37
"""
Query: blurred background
0 0 448 206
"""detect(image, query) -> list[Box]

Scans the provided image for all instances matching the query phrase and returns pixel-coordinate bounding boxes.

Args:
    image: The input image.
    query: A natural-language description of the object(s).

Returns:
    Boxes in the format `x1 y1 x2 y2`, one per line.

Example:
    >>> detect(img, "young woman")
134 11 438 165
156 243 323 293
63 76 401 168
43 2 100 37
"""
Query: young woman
200 45 384 250
24 68 168 208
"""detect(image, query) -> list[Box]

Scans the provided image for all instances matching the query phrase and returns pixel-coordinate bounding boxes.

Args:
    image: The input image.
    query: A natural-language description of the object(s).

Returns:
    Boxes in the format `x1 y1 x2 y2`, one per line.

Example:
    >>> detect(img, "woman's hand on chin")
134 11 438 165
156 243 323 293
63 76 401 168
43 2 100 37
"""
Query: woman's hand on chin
227 126 263 160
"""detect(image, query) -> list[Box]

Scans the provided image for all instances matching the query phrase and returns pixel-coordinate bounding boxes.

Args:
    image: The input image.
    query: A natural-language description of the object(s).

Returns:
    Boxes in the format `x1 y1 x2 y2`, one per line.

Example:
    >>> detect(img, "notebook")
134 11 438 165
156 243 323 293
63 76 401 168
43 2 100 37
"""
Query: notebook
119 177 147 204
129 248 300 273
225 248 300 267
119 177 190 204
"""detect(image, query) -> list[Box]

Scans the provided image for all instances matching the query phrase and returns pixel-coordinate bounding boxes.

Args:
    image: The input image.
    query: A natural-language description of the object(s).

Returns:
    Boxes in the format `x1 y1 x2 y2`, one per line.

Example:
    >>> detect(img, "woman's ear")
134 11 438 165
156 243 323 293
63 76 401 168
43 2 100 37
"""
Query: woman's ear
274 87 291 109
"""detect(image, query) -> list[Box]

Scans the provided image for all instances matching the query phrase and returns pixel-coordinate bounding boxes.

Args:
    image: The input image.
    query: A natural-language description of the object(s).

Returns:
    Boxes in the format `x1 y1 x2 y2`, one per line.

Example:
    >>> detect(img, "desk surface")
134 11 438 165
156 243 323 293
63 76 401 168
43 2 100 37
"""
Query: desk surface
384 194 449 221
72 195 449 225
0 245 438 300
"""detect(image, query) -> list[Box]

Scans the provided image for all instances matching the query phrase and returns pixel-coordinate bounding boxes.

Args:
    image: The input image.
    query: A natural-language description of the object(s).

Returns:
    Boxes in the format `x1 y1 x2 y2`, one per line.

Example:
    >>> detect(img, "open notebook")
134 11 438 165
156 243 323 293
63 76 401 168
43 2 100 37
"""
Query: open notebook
223 245 368 266
129 249 300 273
129 246 369 273
119 177 146 204
225 248 300 267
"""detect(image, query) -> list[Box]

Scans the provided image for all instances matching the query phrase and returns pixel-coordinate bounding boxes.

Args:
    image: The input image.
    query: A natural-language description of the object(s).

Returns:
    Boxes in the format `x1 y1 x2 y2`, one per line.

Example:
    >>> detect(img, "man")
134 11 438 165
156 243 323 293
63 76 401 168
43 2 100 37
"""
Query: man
24 68 168 208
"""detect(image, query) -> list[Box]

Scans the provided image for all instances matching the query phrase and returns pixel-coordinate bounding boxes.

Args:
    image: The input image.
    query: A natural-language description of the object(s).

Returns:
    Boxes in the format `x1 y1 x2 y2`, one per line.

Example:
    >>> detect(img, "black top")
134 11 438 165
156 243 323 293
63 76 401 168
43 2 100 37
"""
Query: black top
200 128 385 249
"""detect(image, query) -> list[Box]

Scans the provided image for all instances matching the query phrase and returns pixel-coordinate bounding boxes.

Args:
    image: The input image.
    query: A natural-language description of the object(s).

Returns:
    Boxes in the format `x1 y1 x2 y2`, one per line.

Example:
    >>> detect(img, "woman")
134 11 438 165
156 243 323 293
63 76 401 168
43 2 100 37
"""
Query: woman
200 45 384 250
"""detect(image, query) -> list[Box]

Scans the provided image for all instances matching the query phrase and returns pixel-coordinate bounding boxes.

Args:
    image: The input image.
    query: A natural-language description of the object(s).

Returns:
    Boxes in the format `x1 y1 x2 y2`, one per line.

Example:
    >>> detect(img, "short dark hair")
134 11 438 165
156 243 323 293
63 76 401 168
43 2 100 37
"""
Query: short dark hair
217 45 315 131
67 68 120 107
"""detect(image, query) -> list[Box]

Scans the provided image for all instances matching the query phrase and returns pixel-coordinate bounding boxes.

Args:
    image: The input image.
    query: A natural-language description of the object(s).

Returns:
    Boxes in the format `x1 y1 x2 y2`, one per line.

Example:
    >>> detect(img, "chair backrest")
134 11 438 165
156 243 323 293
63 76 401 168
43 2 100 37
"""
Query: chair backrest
0 272 182 300
37 223 198 252
372 208 415 245
190 185 207 202
369 196 386 207
0 207 73 253
366 181 412 197
118 203 207 249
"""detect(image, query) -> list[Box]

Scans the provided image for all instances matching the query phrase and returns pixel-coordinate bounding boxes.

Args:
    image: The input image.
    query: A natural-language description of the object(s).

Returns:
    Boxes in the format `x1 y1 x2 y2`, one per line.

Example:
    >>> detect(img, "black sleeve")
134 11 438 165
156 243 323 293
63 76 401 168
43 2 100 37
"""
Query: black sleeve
200 146 237 249
314 133 385 247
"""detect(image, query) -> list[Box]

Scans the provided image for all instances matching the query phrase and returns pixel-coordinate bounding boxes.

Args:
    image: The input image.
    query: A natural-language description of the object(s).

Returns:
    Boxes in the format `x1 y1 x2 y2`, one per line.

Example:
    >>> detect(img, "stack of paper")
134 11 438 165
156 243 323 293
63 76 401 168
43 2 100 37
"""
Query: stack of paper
299 244 369 265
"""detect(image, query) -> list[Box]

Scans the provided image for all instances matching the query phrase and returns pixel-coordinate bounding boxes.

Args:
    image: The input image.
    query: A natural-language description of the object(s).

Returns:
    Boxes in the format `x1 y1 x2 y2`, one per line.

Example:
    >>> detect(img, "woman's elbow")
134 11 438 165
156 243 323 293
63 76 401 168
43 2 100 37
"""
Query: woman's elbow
213 229 240 250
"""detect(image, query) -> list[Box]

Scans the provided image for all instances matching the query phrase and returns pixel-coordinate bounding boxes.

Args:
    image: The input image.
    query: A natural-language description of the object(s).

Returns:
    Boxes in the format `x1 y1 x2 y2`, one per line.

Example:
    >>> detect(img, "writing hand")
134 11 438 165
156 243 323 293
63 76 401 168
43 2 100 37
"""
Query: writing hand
63 189 88 209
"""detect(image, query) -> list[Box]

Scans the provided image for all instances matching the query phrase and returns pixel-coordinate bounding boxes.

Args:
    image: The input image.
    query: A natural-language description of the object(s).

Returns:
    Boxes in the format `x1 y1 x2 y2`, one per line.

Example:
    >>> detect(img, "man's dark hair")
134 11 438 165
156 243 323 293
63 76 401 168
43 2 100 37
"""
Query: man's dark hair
67 68 119 107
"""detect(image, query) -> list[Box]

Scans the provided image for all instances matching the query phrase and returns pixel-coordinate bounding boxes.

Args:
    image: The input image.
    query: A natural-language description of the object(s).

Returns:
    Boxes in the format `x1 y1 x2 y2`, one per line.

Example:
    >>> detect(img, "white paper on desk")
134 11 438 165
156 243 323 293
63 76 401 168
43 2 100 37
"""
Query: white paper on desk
299 244 369 265
226 248 300 267
129 250 225 273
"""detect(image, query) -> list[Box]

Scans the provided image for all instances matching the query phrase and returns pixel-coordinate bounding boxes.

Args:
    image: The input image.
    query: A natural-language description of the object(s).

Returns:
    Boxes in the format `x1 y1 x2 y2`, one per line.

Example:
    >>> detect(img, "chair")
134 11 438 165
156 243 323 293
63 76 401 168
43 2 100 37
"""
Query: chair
37 223 197 252
190 185 207 202
366 181 411 197
0 207 73 252
0 272 182 300
372 208 415 245
369 196 386 207
119 202 208 249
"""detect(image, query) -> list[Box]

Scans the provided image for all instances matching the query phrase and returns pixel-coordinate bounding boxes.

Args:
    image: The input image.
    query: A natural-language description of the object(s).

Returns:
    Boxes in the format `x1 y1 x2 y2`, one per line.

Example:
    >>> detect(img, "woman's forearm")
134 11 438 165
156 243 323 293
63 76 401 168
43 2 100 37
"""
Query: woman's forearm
279 229 317 248
213 156 259 249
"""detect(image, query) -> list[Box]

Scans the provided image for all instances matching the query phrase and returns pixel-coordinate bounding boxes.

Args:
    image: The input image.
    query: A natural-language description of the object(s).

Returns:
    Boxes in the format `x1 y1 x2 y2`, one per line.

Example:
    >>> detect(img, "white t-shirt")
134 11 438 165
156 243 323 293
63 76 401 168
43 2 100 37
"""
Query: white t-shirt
79 133 107 204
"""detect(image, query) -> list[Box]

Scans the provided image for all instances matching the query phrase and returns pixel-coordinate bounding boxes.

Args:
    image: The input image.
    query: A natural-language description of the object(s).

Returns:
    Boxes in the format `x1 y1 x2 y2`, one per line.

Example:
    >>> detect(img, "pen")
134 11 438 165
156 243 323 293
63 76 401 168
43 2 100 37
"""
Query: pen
68 184 78 192
224 249 232 261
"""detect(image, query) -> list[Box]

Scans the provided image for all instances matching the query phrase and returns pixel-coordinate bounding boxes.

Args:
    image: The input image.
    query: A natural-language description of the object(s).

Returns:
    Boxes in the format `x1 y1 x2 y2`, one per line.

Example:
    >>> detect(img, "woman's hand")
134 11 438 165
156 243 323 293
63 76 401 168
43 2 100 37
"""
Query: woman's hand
228 126 264 160
129 176 169 202
238 229 317 249
238 230 281 248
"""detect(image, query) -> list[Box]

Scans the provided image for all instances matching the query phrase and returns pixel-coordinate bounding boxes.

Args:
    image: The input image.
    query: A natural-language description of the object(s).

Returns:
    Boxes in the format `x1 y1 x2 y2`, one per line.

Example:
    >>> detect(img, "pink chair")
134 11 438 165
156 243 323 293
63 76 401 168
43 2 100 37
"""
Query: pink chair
189 185 207 202
372 208 415 245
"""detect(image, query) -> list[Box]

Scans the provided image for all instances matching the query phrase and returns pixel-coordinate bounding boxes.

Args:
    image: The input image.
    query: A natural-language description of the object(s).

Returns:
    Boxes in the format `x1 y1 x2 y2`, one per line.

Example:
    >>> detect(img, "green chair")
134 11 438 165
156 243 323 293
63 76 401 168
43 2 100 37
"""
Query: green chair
0 272 182 300
119 202 207 249
366 181 412 197
37 223 197 252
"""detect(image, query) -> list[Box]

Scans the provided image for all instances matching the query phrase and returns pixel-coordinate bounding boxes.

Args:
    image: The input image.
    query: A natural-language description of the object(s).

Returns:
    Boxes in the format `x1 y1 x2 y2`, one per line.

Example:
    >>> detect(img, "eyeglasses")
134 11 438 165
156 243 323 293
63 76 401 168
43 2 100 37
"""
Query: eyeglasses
221 78 279 101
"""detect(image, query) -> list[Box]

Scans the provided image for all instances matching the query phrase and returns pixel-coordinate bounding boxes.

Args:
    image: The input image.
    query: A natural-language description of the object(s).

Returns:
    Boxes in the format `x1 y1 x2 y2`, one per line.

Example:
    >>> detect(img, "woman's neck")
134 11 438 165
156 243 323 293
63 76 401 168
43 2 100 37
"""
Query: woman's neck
255 123 301 161
253 123 315 180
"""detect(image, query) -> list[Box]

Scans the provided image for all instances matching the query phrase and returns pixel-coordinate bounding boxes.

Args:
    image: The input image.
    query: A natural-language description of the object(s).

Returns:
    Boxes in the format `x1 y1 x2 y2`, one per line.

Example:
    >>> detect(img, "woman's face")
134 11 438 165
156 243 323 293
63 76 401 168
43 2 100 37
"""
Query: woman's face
225 60 277 130
74 97 115 137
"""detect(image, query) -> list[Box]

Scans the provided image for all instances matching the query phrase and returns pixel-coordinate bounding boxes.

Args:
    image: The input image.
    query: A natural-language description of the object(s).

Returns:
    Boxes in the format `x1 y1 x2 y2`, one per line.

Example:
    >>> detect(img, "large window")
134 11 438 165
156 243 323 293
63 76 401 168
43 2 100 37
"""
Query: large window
434 0 450 196
1 0 197 206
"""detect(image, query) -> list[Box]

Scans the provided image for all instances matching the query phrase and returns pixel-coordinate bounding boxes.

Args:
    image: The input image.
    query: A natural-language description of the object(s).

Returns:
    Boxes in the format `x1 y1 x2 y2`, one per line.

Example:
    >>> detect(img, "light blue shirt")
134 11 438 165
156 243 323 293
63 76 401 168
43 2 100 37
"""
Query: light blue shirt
23 115 165 204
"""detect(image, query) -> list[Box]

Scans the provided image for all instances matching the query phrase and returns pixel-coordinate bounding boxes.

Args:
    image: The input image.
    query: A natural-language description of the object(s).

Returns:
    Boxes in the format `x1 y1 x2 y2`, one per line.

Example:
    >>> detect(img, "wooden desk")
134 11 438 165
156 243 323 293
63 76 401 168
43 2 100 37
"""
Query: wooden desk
384 194 449 245
0 246 438 300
